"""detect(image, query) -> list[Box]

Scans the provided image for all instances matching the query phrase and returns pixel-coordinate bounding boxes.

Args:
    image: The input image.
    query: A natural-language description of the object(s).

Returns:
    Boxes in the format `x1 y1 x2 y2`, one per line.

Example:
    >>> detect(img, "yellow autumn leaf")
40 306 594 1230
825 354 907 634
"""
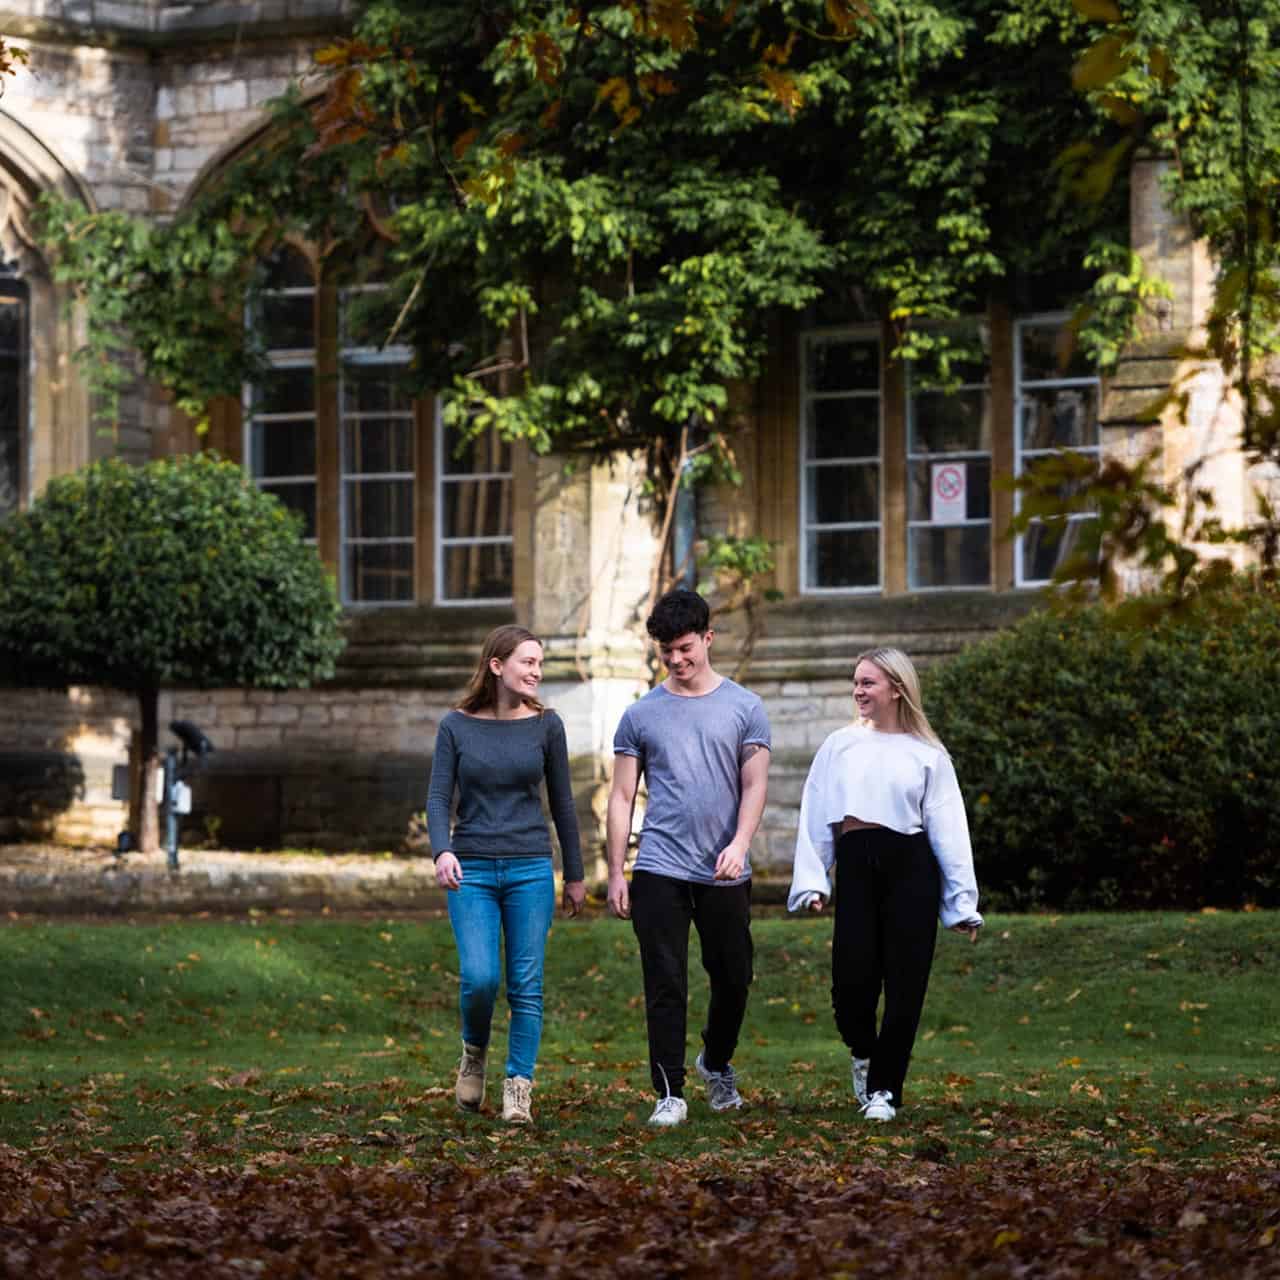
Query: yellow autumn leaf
597 76 631 118
761 68 804 118
529 31 564 86
646 0 697 52
826 0 873 36
1072 34 1133 91
1072 0 1122 21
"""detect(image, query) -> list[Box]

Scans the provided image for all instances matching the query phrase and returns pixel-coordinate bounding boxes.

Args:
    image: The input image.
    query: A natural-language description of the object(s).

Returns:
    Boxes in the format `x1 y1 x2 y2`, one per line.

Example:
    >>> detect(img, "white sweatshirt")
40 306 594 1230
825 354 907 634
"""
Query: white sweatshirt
787 723 983 928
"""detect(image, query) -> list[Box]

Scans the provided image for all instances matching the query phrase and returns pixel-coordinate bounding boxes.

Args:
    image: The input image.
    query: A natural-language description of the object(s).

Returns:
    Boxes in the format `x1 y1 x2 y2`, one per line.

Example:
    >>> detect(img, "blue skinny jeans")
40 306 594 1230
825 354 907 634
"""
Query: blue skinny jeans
445 855 555 1080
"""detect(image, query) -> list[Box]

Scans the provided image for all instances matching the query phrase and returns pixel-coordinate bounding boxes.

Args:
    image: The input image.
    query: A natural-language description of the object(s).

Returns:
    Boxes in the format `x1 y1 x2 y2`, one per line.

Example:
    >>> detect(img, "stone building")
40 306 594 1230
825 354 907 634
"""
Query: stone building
0 3 1262 874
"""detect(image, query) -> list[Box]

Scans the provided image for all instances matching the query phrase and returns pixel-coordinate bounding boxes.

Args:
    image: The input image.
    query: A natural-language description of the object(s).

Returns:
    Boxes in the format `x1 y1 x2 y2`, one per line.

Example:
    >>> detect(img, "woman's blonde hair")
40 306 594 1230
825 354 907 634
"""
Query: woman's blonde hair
853 646 945 750
458 625 545 715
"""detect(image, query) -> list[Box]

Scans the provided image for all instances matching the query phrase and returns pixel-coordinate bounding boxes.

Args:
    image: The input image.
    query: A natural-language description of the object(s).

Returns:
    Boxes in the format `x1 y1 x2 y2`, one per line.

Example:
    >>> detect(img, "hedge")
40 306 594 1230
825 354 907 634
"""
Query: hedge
922 585 1280 911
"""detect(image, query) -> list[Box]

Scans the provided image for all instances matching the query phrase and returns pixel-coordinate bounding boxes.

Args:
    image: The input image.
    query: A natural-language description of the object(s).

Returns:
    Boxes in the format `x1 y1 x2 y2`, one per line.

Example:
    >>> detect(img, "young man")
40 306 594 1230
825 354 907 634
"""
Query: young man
606 589 771 1127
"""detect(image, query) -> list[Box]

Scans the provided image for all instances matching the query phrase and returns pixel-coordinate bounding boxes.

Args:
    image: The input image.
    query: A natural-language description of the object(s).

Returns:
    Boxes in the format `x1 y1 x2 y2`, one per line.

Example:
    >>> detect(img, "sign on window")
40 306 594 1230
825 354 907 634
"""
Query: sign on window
930 462 967 525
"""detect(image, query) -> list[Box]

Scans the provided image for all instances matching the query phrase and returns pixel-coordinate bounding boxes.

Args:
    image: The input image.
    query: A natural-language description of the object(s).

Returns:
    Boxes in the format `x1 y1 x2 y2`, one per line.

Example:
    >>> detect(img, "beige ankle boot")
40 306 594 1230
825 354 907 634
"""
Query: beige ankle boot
501 1075 533 1124
455 1042 487 1111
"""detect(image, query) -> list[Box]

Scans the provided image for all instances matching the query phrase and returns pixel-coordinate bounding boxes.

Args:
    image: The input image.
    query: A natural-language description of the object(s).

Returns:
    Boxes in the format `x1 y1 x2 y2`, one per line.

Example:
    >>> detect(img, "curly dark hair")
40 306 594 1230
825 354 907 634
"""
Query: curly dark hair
646 589 711 644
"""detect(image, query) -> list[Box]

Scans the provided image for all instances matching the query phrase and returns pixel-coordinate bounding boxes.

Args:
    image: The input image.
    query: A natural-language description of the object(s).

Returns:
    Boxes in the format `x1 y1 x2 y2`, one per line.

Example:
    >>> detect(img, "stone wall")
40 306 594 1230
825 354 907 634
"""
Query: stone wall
0 589 1032 879
0 685 134 843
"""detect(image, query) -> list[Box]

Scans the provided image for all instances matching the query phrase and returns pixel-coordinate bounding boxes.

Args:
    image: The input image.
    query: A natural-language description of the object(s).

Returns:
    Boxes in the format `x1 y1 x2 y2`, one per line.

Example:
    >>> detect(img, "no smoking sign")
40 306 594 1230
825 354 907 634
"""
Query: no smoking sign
931 462 967 524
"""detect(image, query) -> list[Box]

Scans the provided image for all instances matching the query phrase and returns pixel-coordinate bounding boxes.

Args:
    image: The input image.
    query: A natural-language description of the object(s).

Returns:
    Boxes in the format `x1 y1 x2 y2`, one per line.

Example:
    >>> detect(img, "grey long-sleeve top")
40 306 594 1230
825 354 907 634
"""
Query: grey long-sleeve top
426 709 584 882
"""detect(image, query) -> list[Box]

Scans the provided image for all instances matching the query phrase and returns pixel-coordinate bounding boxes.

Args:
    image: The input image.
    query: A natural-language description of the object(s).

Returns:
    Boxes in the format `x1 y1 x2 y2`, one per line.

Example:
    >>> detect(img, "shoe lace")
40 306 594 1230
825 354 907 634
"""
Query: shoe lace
861 1090 893 1114
509 1077 531 1109
709 1064 738 1104
653 1095 684 1120
460 1050 485 1079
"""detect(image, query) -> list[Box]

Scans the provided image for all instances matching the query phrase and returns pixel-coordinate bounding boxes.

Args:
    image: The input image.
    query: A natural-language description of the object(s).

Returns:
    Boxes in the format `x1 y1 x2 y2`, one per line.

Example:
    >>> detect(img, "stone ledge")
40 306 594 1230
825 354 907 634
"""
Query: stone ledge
0 845 443 915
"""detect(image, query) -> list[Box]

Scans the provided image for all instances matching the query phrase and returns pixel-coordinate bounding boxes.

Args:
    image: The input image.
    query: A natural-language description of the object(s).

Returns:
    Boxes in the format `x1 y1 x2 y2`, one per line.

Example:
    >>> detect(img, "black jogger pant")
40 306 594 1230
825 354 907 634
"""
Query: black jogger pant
831 828 940 1108
630 869 754 1099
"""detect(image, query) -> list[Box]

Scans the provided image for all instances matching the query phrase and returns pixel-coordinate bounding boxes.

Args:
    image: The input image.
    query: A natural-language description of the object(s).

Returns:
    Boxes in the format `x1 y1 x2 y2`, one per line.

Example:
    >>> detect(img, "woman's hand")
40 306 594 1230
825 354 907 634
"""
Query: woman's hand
434 851 463 891
562 879 586 918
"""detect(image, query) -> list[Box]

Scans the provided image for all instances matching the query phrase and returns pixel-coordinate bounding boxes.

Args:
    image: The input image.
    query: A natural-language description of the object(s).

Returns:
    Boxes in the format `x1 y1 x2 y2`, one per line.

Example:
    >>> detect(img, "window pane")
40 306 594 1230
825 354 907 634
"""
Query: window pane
345 542 414 603
1020 322 1094 382
908 525 989 588
908 458 991 522
443 425 511 475
343 366 411 416
806 396 879 460
251 366 314 416
910 388 992 454
808 463 879 525
1021 386 1099 450
343 418 413 474
807 339 879 393
443 478 513 539
345 479 413 539
1021 517 1097 582
256 293 313 352
260 481 316 539
443 542 513 601
807 529 879 589
251 420 316 478
1017 455 1098 509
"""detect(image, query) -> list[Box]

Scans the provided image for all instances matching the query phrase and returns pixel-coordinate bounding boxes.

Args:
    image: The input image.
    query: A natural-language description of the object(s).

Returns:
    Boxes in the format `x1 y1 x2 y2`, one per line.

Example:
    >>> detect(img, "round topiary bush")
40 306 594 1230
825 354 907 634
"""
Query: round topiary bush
922 584 1280 911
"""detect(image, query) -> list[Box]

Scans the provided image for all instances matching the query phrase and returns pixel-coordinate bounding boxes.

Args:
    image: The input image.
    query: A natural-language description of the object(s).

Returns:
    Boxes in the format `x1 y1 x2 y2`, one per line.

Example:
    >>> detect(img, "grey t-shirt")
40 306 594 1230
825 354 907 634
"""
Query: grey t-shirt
613 678 771 885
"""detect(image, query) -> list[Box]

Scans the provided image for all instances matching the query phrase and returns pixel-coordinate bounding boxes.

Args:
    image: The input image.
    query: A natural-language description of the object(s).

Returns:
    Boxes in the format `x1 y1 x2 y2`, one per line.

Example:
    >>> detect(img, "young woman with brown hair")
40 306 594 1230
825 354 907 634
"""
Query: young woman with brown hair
428 625 585 1124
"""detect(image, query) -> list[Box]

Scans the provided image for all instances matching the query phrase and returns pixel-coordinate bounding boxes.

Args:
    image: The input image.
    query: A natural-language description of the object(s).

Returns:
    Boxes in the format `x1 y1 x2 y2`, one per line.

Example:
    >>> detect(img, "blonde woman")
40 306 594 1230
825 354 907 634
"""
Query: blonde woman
428 625 585 1125
788 647 981 1123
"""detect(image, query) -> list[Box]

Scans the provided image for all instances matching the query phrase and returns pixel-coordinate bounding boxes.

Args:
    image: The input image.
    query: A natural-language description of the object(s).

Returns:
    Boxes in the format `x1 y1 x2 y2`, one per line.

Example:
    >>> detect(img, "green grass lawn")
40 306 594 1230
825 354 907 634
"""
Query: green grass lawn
1 909 1277 1173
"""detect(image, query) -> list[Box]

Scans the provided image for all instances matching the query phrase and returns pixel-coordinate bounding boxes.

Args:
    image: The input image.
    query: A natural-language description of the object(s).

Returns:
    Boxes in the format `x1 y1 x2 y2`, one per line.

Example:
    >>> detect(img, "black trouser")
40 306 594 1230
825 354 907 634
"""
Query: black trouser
630 870 754 1098
831 828 940 1108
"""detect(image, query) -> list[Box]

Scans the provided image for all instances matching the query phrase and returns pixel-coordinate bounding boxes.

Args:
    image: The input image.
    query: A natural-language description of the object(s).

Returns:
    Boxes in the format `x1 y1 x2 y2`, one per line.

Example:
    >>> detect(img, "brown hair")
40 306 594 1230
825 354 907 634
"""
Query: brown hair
853 646 945 751
457 625 546 715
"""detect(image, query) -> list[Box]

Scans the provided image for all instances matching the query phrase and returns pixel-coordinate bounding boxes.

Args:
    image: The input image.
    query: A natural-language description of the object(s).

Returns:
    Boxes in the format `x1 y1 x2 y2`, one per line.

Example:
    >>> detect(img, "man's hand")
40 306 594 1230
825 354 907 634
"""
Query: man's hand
807 894 826 913
562 879 586 917
950 922 981 943
434 851 462 891
713 843 747 881
607 871 631 919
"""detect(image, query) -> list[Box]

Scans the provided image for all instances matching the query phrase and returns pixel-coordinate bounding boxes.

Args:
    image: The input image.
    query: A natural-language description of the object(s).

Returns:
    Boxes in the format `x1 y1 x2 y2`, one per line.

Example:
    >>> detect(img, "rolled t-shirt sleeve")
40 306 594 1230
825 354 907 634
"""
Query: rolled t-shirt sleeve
743 698 772 754
612 706 643 760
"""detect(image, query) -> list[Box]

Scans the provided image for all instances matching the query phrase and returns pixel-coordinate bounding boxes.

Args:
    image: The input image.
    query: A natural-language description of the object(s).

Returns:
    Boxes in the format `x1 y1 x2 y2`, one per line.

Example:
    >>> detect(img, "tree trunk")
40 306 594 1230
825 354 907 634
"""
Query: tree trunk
133 686 160 854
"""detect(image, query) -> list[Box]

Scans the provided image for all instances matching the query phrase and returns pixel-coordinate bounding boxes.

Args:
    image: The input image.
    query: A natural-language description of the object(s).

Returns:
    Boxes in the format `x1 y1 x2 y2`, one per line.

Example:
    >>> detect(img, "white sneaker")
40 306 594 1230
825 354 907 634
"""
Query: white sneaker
862 1089 895 1122
647 1095 689 1127
851 1056 870 1107
695 1051 744 1112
